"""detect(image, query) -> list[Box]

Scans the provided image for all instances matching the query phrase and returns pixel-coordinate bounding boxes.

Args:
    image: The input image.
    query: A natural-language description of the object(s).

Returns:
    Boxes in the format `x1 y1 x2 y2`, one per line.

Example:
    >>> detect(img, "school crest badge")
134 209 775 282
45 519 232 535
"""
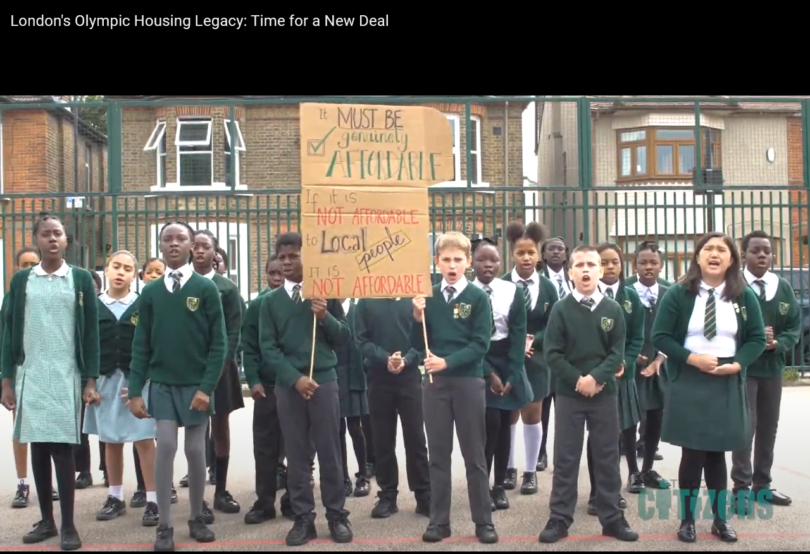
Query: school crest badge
779 302 790 315
187 297 200 311
623 300 632 314
601 317 614 331
78 292 83 306
130 312 138 326
458 303 472 319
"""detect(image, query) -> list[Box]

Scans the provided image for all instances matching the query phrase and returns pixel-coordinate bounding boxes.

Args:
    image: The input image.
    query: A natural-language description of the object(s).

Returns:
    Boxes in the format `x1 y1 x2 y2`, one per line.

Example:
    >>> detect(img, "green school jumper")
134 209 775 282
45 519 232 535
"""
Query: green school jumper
502 271 559 401
543 294 626 397
409 282 492 378
242 287 274 388
746 277 801 379
651 284 766 452
603 283 645 430
336 300 368 418
478 279 532 411
128 272 227 427
258 289 351 388
635 283 670 412
97 294 140 378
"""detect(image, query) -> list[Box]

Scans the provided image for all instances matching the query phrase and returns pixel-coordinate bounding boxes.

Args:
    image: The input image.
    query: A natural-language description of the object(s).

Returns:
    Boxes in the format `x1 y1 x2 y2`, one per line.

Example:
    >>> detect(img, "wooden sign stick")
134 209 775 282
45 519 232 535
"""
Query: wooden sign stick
422 316 432 384
309 313 317 380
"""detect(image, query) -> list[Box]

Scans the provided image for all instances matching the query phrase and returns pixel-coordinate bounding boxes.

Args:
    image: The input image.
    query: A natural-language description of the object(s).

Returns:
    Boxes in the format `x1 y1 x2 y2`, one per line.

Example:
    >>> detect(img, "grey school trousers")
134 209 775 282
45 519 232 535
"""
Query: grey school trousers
423 375 491 527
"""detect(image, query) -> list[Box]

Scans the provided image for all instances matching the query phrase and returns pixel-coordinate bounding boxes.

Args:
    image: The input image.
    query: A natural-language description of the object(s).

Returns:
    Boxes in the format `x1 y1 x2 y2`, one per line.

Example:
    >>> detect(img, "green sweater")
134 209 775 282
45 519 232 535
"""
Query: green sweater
128 273 227 398
98 295 141 377
747 277 801 378
603 283 645 380
354 297 422 384
543 294 627 397
242 287 273 387
258 287 351 388
1 266 100 381
212 274 243 362
482 281 528 387
410 281 492 378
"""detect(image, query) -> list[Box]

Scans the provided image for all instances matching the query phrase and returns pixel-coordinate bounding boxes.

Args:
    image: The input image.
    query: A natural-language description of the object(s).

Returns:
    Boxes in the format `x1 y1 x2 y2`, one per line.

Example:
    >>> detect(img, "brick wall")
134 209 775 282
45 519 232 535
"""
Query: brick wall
1 108 108 286
118 101 526 296
787 117 808 266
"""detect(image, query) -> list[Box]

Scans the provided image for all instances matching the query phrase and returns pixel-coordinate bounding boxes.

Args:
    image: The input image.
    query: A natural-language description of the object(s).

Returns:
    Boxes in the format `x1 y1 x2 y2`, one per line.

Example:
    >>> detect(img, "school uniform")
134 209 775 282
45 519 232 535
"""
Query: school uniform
651 281 765 535
354 297 430 517
631 280 670 486
1 261 99 547
625 275 671 287
472 277 530 509
730 269 800 508
205 271 245 416
241 287 283 522
538 265 569 470
128 264 227 547
411 277 496 542
84 291 155 443
542 291 626 531
258 279 352 542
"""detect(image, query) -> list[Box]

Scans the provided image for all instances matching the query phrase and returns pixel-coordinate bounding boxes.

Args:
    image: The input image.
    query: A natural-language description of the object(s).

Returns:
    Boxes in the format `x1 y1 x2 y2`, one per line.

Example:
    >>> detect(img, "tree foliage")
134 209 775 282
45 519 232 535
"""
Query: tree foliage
69 95 108 135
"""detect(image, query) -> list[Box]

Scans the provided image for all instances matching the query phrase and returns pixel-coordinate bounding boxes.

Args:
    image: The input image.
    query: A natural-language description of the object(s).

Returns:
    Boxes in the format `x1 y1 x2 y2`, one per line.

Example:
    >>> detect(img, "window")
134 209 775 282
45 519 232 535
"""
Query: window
435 113 486 188
223 119 245 187
446 114 460 181
85 144 92 191
176 118 213 187
143 120 168 188
617 127 721 181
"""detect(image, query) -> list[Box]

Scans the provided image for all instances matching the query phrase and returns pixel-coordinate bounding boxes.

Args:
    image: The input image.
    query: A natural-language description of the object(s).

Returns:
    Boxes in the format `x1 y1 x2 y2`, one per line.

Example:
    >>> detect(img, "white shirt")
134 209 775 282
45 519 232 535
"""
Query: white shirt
164 263 193 293
284 279 302 299
33 260 69 278
341 298 353 315
572 288 604 311
510 268 539 310
600 281 620 300
547 267 572 299
473 277 515 341
99 291 138 320
201 269 217 281
743 268 778 302
684 281 738 358
441 276 468 301
632 281 660 308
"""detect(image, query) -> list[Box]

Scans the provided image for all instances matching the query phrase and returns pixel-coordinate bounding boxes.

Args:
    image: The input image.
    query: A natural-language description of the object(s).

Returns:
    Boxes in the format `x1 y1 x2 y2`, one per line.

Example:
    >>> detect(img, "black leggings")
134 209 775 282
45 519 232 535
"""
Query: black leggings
640 409 663 472
340 417 367 480
485 408 511 487
362 414 375 465
32 443 75 528
679 448 728 522
539 393 555 458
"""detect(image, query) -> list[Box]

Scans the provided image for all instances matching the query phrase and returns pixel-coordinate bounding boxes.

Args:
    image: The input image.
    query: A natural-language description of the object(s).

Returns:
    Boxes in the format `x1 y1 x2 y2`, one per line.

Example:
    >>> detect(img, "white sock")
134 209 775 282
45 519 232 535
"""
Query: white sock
523 422 543 472
146 491 157 504
16 478 28 487
507 424 518 469
109 485 124 501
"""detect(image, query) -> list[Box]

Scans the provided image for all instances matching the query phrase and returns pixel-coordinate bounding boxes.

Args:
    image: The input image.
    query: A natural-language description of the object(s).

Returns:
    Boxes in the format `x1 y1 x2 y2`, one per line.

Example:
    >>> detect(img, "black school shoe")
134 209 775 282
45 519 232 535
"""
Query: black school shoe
371 494 398 518
60 526 82 551
492 486 509 510
188 516 215 543
245 502 276 524
12 483 29 508
343 478 353 497
171 485 178 504
520 471 538 495
130 490 146 508
422 524 451 542
476 524 498 544
75 472 93 490
539 518 569 543
503 468 517 490
353 473 371 497
213 490 240 513
537 452 548 472
23 519 59 544
179 474 189 488
286 518 317 546
201 500 215 524
143 502 160 527
602 516 639 541
154 525 174 552
328 517 353 543
96 495 127 520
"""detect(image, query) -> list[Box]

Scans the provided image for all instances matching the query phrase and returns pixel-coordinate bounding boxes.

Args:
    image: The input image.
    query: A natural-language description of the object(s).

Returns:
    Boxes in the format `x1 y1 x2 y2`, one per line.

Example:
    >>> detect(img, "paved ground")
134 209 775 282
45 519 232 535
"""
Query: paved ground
1 387 809 551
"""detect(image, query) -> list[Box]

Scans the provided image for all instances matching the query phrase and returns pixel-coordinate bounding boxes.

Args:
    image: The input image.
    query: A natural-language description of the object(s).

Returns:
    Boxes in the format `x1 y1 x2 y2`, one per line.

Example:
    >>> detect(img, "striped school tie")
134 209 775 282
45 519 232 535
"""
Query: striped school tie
704 288 717 340
580 297 595 309
292 284 302 304
170 271 182 293
605 288 614 299
445 286 456 303
556 276 567 299
483 285 496 335
519 280 532 311
754 279 766 301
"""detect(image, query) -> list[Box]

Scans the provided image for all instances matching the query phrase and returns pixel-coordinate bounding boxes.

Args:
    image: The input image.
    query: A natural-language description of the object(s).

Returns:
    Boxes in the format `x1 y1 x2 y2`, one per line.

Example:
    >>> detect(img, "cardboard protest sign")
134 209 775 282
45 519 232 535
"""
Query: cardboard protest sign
299 103 454 299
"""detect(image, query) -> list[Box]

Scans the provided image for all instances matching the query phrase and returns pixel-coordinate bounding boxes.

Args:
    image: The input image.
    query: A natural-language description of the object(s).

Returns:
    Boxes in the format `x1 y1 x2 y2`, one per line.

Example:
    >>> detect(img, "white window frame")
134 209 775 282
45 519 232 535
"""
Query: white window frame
223 119 246 188
175 118 214 189
431 113 490 190
143 120 168 189
148 221 250 300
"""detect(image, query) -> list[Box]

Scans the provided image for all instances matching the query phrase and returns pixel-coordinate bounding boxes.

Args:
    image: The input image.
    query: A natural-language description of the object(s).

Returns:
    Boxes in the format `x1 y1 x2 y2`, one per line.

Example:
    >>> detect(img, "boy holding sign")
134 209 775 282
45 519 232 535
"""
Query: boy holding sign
258 232 353 547
411 232 496 544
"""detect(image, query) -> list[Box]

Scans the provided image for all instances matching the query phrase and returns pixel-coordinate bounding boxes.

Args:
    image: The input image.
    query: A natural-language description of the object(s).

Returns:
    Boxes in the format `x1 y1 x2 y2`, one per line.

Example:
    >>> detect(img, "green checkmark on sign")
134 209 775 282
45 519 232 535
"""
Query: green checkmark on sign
309 126 337 154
